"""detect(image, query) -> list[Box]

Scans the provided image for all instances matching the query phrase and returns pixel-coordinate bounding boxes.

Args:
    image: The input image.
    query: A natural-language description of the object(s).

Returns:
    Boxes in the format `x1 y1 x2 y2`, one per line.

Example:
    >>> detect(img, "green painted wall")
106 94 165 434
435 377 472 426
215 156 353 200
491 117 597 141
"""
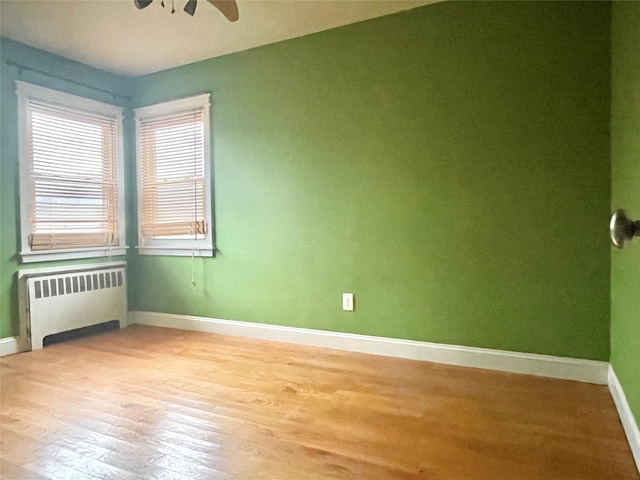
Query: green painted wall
610 1 640 423
129 2 612 360
0 38 131 338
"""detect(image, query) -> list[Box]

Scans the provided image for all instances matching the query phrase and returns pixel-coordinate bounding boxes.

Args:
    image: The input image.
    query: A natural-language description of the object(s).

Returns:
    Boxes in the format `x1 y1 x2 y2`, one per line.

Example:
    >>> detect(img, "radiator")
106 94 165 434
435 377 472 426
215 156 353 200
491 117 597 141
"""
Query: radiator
20 262 127 350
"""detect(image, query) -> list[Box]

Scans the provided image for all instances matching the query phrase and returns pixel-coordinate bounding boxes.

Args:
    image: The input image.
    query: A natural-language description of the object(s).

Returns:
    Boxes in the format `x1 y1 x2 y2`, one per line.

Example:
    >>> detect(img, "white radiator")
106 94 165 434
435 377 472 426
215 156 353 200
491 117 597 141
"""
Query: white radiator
19 262 127 350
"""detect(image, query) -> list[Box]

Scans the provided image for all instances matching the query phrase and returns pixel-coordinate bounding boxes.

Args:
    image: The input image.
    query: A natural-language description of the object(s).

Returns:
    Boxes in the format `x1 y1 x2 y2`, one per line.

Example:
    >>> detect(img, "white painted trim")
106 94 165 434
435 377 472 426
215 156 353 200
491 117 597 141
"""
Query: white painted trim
21 247 128 263
0 337 20 357
134 93 210 117
16 81 124 116
608 365 640 472
136 246 213 257
16 80 127 263
128 311 609 385
134 94 213 255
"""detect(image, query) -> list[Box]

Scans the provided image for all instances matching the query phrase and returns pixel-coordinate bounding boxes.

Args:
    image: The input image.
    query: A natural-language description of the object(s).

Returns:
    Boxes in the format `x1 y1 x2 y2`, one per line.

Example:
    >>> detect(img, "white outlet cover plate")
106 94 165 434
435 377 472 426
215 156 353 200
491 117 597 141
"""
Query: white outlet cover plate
343 293 354 311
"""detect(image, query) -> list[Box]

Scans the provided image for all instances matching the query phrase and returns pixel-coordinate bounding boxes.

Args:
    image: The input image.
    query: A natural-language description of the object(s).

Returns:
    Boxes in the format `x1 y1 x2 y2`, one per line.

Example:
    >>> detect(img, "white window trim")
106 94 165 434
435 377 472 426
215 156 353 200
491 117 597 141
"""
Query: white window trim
134 93 213 257
16 81 127 263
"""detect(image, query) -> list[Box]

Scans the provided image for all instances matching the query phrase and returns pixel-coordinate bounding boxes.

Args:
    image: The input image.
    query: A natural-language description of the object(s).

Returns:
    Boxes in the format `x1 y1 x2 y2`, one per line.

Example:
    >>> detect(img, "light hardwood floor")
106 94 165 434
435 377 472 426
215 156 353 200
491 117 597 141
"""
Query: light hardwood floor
0 325 638 480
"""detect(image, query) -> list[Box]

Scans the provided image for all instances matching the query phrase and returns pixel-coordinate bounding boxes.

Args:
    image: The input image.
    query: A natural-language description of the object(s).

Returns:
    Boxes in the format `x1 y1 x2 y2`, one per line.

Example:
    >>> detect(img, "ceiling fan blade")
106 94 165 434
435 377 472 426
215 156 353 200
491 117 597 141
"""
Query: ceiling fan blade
206 0 239 22
134 0 154 9
184 0 197 16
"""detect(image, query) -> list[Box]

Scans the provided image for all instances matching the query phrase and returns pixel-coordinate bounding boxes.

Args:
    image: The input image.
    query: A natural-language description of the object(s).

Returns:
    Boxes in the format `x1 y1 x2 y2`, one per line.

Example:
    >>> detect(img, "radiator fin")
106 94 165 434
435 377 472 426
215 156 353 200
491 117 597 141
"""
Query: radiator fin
33 270 124 299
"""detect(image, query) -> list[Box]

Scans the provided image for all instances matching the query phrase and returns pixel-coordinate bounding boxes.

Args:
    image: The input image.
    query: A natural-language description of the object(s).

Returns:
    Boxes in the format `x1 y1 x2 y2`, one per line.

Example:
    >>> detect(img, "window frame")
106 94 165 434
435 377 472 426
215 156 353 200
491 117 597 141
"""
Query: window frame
134 93 213 257
16 81 127 263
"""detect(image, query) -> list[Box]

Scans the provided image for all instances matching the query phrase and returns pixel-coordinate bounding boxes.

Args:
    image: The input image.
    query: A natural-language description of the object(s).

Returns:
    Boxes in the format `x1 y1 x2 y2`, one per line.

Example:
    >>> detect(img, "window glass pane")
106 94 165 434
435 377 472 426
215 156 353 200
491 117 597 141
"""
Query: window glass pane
138 104 209 240
24 96 121 251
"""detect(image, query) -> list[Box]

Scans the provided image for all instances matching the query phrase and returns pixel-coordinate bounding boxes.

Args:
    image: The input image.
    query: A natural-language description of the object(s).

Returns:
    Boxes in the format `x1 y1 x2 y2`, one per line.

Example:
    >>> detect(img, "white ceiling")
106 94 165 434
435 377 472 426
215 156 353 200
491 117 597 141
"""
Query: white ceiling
0 0 439 77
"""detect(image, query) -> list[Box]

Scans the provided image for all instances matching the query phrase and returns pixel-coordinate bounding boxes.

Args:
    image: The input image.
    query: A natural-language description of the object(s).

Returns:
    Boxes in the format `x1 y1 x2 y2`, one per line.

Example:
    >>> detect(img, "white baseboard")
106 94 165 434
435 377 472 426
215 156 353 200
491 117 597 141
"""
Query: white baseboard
608 365 640 472
128 311 609 385
0 336 20 357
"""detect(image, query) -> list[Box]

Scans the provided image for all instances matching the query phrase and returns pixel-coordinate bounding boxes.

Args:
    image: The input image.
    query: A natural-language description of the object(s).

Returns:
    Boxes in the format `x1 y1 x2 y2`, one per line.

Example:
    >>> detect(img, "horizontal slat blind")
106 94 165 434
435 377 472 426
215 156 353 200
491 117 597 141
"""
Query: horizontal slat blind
138 108 208 238
27 99 119 250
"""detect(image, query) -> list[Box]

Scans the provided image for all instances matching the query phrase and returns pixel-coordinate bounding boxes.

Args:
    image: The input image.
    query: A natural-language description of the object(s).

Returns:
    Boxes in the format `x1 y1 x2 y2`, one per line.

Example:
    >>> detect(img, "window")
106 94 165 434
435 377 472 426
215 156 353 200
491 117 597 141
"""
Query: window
16 82 126 263
135 94 213 256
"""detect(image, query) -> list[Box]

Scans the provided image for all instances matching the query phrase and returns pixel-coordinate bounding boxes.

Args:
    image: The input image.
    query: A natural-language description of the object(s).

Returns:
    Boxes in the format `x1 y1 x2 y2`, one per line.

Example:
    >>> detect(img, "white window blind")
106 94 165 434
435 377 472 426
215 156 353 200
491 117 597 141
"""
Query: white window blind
139 109 208 238
26 98 120 251
135 93 213 257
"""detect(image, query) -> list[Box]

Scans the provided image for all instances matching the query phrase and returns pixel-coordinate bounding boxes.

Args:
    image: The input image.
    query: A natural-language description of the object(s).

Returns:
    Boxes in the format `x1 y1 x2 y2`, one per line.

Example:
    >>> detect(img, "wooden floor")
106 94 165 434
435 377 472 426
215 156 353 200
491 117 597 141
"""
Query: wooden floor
0 325 638 480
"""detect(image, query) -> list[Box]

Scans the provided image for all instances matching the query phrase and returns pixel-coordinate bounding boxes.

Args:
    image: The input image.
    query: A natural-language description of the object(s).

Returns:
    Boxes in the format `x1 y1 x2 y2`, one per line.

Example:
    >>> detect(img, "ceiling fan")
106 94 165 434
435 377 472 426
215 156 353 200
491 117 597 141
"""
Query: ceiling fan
134 0 239 21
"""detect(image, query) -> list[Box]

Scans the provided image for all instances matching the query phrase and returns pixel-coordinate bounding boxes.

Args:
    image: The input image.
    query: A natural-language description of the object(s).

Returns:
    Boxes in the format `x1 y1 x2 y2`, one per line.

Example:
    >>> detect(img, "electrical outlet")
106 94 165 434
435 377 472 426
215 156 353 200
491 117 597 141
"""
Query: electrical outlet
343 293 354 311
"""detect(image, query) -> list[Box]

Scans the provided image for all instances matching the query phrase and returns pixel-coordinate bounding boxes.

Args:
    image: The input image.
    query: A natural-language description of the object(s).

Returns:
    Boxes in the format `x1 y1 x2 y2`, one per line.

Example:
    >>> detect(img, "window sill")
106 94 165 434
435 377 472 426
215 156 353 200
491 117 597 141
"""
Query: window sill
136 246 214 257
20 247 128 264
